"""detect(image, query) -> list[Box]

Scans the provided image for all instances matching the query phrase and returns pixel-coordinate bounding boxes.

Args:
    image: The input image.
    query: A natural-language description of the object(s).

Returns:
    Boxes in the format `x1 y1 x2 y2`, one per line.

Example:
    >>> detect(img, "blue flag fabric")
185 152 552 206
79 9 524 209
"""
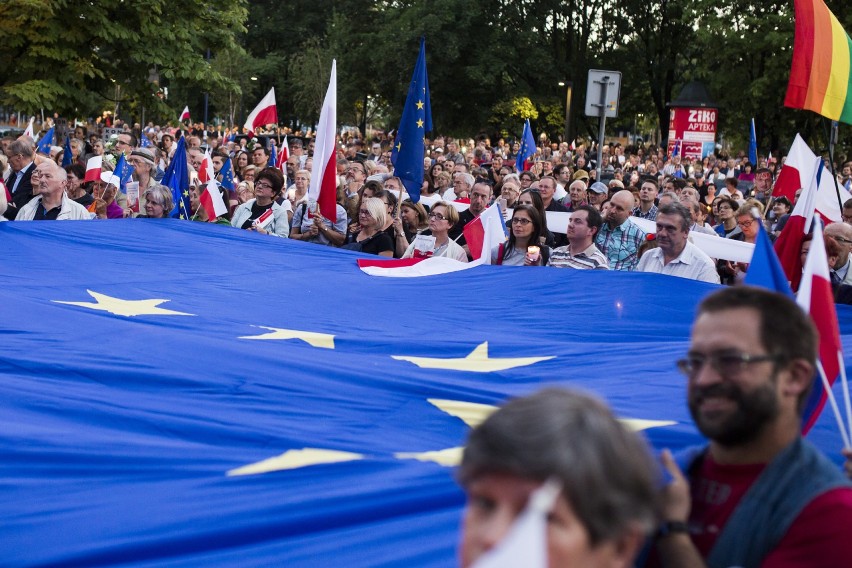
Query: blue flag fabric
140 134 152 148
2 220 850 566
36 127 55 155
162 137 192 219
743 221 794 297
391 37 432 203
749 118 758 166
515 119 536 172
220 157 235 191
61 135 73 167
268 143 277 168
111 153 135 194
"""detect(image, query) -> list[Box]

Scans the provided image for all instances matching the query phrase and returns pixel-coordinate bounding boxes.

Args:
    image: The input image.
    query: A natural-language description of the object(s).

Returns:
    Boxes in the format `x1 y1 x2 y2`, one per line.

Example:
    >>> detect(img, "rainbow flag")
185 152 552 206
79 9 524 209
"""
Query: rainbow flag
784 0 852 125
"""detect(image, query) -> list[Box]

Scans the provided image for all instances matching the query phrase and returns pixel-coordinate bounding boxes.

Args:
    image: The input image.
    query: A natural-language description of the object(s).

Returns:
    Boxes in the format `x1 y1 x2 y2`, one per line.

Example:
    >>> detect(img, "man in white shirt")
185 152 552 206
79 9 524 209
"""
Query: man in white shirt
825 222 852 285
637 202 719 283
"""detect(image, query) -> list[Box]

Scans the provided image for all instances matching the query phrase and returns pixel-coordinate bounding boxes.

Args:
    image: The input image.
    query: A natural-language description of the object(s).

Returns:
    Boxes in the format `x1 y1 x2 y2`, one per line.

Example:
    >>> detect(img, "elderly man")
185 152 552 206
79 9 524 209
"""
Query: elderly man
684 199 717 236
450 181 492 246
127 147 159 215
550 205 609 269
459 388 658 568
16 161 91 220
448 172 473 202
825 221 852 285
587 181 609 210
564 179 588 212
637 202 719 283
3 138 36 220
595 189 646 271
653 287 852 567
633 178 659 220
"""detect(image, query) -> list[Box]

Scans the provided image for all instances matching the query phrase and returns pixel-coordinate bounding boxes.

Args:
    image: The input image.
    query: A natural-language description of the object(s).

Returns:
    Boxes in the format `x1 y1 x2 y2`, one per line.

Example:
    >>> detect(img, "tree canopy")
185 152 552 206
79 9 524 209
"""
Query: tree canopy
1 0 851 155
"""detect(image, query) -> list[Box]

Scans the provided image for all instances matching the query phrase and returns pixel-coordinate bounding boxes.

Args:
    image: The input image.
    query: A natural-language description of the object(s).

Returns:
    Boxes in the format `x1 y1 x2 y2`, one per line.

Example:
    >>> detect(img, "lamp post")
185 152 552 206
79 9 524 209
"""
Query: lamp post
558 81 573 144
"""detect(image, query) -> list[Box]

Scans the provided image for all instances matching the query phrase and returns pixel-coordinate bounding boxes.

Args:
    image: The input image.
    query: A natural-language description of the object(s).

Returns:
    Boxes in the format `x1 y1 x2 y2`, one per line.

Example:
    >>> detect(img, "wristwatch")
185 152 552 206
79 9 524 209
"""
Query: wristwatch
656 521 689 539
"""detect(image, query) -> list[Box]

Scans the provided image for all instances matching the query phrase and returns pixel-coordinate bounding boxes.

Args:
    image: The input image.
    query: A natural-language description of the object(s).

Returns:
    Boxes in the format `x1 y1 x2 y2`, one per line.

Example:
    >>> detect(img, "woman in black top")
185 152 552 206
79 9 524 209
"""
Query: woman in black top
344 197 394 256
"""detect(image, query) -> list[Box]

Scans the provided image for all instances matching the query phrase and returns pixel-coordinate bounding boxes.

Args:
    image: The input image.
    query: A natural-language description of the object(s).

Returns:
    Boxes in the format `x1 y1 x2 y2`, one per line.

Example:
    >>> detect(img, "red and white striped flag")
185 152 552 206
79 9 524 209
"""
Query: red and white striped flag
276 136 290 170
797 220 844 435
244 88 277 136
199 150 228 221
774 156 821 291
84 156 103 183
308 64 338 221
23 117 34 139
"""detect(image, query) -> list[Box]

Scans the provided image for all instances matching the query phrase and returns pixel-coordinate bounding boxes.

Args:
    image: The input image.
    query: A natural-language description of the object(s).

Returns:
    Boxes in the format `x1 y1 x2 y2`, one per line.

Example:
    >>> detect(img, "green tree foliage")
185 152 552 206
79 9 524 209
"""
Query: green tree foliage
0 0 247 122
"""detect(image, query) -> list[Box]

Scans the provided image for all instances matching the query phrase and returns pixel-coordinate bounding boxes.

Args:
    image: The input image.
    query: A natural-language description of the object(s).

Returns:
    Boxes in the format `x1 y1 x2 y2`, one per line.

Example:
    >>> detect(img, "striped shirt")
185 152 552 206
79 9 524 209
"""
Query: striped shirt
549 243 609 270
595 219 647 271
632 204 659 220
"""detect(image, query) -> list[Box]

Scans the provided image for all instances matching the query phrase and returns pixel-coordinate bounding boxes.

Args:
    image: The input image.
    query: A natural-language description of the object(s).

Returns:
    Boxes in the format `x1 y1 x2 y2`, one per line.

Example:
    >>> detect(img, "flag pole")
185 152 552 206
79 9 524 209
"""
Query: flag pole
824 118 844 212
816 360 851 448
839 351 852 446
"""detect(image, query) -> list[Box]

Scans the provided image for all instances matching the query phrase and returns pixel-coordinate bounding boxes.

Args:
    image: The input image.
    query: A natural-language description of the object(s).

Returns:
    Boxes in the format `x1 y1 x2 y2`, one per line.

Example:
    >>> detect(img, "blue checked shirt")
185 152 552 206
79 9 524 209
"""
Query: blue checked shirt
595 218 647 271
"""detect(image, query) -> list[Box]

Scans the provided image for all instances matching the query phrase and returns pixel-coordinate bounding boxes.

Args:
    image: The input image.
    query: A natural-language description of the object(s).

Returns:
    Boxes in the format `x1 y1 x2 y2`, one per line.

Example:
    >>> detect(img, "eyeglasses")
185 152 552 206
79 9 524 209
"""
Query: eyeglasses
358 209 372 216
255 181 273 190
429 212 447 221
832 236 852 245
676 352 778 378
737 219 755 228
511 217 532 225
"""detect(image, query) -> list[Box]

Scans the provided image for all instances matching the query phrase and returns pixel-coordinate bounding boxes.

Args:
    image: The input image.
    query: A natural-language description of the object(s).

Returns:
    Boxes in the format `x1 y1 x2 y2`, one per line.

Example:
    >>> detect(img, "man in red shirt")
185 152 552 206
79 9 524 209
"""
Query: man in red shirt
654 287 852 568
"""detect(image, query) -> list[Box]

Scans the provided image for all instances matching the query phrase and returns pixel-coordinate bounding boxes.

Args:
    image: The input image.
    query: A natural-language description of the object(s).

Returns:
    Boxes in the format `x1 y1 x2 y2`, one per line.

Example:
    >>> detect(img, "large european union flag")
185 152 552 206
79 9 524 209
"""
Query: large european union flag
391 37 432 203
2 220 850 565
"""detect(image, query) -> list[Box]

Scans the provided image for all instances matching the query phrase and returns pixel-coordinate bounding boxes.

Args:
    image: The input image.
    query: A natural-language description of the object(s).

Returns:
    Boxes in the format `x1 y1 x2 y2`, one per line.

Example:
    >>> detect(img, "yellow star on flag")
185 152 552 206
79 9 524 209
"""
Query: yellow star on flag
53 290 195 317
392 341 553 373
416 119 424 128
396 142 402 152
239 325 335 349
416 100 424 110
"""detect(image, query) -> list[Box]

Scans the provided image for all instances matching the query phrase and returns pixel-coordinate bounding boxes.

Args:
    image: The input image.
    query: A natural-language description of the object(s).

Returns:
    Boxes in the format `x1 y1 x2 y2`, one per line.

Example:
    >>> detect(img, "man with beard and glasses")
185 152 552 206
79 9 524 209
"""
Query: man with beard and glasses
649 287 852 568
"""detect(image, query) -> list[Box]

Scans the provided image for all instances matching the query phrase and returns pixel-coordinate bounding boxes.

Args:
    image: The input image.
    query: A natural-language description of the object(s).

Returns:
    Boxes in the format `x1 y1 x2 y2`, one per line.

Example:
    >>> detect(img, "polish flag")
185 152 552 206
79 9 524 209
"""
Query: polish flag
23 117 34 139
308 64 338 221
775 156 821 292
357 256 474 277
84 156 103 183
179 106 191 122
199 150 228 221
276 136 290 170
797 220 844 435
462 202 509 263
244 88 278 136
773 134 851 222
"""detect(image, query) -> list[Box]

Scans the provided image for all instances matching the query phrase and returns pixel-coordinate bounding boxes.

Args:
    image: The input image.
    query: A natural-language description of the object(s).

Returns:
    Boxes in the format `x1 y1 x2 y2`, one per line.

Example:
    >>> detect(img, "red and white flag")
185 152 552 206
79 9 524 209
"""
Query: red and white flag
244 88 278 136
462 202 509 263
199 150 228 221
775 156 821 291
357 256 474 277
23 117 34 139
179 106 191 122
308 64 338 221
773 134 851 222
84 156 103 183
796 220 844 435
276 136 290 170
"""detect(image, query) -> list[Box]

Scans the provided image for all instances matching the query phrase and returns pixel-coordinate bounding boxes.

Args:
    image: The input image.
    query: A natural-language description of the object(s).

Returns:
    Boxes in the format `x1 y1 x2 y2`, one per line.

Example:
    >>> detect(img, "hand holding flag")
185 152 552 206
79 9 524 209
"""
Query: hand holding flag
308 63 338 222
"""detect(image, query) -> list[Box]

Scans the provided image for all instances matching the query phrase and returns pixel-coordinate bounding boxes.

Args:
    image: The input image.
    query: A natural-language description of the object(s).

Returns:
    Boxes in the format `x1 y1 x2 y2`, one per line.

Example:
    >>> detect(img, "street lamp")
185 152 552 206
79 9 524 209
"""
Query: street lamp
559 81 573 144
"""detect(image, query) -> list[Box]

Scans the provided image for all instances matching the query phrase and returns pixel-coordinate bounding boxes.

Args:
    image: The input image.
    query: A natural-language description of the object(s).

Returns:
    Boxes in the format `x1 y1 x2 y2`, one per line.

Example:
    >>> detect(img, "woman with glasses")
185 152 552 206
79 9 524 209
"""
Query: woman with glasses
230 167 290 237
342 197 394 257
517 189 556 247
402 201 468 262
491 204 549 266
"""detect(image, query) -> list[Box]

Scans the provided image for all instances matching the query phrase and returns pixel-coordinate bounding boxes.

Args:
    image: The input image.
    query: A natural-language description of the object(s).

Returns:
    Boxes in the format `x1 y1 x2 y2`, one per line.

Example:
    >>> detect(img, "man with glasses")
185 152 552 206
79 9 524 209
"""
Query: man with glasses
825 222 852 286
842 198 852 225
652 287 852 567
636 203 719 283
115 133 137 155
3 139 36 220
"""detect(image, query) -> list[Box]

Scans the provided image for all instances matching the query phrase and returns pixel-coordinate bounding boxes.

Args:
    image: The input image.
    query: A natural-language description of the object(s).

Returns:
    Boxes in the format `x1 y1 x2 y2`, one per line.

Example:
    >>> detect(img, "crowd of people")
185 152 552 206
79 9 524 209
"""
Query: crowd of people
3 120 852 299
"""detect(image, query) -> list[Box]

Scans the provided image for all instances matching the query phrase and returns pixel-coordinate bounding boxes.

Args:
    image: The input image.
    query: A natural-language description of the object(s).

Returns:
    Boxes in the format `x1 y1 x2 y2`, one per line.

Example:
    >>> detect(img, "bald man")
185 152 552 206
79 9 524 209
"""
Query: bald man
826 222 852 286
595 189 646 271
15 161 91 220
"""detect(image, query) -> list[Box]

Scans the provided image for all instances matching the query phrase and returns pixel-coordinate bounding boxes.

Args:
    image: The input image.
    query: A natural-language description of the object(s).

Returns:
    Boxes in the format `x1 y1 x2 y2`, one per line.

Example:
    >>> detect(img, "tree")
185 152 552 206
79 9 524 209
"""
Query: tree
0 0 246 123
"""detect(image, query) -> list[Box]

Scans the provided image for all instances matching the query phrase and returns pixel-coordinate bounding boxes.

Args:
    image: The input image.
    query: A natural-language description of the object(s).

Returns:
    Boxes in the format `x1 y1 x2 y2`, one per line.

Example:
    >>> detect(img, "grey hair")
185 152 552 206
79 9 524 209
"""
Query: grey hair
658 202 692 231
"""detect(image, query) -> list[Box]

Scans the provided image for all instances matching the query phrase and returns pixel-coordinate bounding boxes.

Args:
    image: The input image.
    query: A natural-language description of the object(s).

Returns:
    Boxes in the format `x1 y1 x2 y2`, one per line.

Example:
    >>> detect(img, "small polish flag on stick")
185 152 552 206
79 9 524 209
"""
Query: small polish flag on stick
84 156 103 183
199 150 228 221
179 106 191 122
276 135 290 170
244 88 278 136
23 117 34 139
